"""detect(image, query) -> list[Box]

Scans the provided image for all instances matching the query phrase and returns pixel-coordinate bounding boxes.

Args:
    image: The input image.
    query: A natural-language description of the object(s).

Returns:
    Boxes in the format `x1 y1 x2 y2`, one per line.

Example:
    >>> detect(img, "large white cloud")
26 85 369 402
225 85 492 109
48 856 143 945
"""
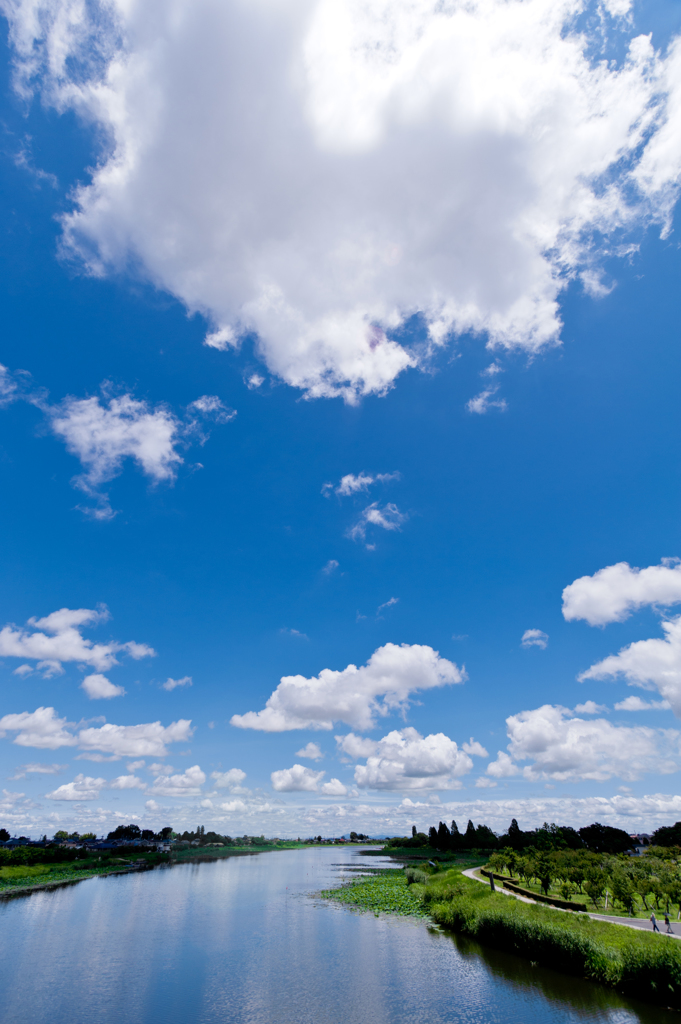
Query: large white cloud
78 719 194 758
487 703 679 781
0 707 77 750
230 642 464 732
562 560 681 626
350 727 473 790
149 765 206 797
0 705 193 757
270 763 347 795
4 0 681 400
580 614 681 717
0 606 155 675
46 774 106 801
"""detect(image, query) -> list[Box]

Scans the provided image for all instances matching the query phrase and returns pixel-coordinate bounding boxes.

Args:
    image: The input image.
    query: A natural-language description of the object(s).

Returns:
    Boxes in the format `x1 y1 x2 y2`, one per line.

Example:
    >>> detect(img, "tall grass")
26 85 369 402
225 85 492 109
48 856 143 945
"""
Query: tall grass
427 870 681 1008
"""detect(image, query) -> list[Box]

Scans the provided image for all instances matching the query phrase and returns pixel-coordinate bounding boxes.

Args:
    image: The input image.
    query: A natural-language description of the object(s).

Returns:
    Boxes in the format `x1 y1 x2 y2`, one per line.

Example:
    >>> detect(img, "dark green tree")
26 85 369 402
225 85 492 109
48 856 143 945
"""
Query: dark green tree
437 821 451 851
463 819 476 848
0 829 9 842
578 823 633 854
428 826 438 848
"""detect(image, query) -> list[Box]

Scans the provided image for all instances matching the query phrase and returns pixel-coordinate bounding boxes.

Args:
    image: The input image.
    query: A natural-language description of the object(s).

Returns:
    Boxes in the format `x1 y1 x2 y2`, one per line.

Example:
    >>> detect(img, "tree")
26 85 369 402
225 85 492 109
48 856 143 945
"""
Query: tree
0 829 9 842
160 827 173 840
80 833 97 842
475 824 498 849
652 821 681 847
534 852 554 895
578 823 633 854
107 824 142 842
428 826 438 848
505 818 528 851
53 831 69 841
463 819 476 849
437 821 451 851
412 825 417 838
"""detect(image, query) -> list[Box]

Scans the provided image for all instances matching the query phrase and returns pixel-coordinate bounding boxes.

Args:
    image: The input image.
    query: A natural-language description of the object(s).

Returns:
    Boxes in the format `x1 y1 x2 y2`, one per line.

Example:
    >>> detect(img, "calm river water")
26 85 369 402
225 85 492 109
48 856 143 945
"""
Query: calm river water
0 847 672 1024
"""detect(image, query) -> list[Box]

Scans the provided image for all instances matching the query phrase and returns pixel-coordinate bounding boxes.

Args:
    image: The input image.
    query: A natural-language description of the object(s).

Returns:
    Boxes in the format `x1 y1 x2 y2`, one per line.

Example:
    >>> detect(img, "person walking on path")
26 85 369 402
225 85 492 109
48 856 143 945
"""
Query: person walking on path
651 912 660 932
665 913 674 934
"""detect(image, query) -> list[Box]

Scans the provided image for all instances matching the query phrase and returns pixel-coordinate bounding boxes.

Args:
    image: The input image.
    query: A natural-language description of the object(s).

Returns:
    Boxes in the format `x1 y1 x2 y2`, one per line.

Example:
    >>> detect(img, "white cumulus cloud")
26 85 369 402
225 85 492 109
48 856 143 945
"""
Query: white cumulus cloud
81 673 126 699
562 559 681 626
0 707 77 750
230 642 464 732
78 719 193 758
149 765 206 797
489 704 679 781
8 762 67 780
295 742 324 761
210 768 247 791
352 727 473 790
271 764 326 792
46 774 105 801
614 695 672 711
579 616 681 717
110 774 147 790
0 605 154 675
6 0 680 400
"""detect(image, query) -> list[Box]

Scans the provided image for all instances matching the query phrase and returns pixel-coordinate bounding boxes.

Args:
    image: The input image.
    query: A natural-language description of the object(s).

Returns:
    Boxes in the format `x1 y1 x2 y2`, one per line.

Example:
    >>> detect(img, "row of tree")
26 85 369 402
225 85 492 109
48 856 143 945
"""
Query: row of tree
489 845 681 914
390 819 638 853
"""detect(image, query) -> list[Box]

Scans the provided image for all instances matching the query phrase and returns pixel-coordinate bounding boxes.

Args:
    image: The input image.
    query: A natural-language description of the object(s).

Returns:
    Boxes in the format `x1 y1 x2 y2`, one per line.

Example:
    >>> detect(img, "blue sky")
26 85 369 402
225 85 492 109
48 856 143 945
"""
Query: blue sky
2 0 681 837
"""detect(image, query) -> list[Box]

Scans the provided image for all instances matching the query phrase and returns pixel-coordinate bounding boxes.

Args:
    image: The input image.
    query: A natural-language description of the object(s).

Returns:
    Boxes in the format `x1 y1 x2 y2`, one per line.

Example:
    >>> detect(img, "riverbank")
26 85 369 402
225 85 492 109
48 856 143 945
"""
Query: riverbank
0 861 154 900
321 862 681 1009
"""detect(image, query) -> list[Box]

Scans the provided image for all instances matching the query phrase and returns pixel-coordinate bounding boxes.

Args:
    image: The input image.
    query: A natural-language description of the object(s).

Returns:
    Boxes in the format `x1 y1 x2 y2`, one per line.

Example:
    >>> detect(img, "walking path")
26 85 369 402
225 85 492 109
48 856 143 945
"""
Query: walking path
461 867 680 938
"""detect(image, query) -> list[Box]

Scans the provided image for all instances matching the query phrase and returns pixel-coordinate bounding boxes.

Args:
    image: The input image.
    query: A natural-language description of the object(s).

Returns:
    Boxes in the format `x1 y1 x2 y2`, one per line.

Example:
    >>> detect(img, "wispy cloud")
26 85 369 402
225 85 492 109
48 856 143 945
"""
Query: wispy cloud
521 629 548 649
347 503 406 544
466 386 507 414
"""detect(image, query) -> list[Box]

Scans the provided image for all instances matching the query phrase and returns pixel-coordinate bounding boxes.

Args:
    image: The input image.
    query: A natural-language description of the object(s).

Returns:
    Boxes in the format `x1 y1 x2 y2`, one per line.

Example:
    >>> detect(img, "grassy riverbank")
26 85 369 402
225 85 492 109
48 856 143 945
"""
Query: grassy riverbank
322 863 681 1008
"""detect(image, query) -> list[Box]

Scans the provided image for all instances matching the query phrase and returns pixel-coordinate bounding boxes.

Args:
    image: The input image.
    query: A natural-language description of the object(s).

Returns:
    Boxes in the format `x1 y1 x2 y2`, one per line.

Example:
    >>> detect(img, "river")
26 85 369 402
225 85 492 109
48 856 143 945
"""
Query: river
0 847 671 1023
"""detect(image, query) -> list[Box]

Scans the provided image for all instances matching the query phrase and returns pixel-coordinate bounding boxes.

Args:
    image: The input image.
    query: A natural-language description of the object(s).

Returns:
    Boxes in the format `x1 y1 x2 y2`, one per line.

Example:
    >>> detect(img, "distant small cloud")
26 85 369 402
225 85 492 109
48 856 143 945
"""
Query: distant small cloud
377 596 399 616
614 695 671 712
466 386 507 414
81 673 126 699
481 361 503 377
462 738 488 757
246 373 265 389
574 701 608 714
162 676 193 691
521 629 548 649
295 742 324 761
451 634 468 641
9 762 67 780
323 471 400 498
347 502 406 544
322 559 339 575
279 628 308 639
475 777 497 788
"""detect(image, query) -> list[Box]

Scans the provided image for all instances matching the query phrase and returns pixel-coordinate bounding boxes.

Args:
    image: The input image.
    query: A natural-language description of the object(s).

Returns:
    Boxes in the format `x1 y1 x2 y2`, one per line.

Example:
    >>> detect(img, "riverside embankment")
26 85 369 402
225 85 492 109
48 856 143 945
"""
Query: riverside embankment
321 861 681 1009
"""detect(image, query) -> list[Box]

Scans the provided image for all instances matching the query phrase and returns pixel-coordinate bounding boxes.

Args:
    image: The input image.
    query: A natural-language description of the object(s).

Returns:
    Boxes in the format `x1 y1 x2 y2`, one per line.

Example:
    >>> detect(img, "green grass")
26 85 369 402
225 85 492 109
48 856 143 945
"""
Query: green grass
427 869 681 1008
320 869 429 916
320 864 681 1008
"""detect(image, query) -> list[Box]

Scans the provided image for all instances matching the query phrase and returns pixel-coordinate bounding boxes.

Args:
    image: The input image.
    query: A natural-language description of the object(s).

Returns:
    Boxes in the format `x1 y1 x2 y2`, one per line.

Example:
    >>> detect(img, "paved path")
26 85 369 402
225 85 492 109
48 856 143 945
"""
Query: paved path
461 867 681 938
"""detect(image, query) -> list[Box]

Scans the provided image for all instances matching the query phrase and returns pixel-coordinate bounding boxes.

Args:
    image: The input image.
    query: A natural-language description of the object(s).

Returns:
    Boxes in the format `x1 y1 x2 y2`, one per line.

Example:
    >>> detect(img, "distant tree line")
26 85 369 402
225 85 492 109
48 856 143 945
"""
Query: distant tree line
388 818 643 854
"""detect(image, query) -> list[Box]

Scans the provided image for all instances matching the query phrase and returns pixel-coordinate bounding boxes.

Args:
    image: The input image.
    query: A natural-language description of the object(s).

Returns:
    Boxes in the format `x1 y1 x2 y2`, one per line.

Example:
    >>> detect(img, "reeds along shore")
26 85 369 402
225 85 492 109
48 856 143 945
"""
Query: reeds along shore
423 869 681 1008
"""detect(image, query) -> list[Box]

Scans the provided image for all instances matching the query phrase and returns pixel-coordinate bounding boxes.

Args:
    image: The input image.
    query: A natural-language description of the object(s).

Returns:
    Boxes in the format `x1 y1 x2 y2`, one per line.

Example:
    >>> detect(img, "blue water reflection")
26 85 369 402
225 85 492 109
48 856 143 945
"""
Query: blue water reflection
0 848 671 1024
